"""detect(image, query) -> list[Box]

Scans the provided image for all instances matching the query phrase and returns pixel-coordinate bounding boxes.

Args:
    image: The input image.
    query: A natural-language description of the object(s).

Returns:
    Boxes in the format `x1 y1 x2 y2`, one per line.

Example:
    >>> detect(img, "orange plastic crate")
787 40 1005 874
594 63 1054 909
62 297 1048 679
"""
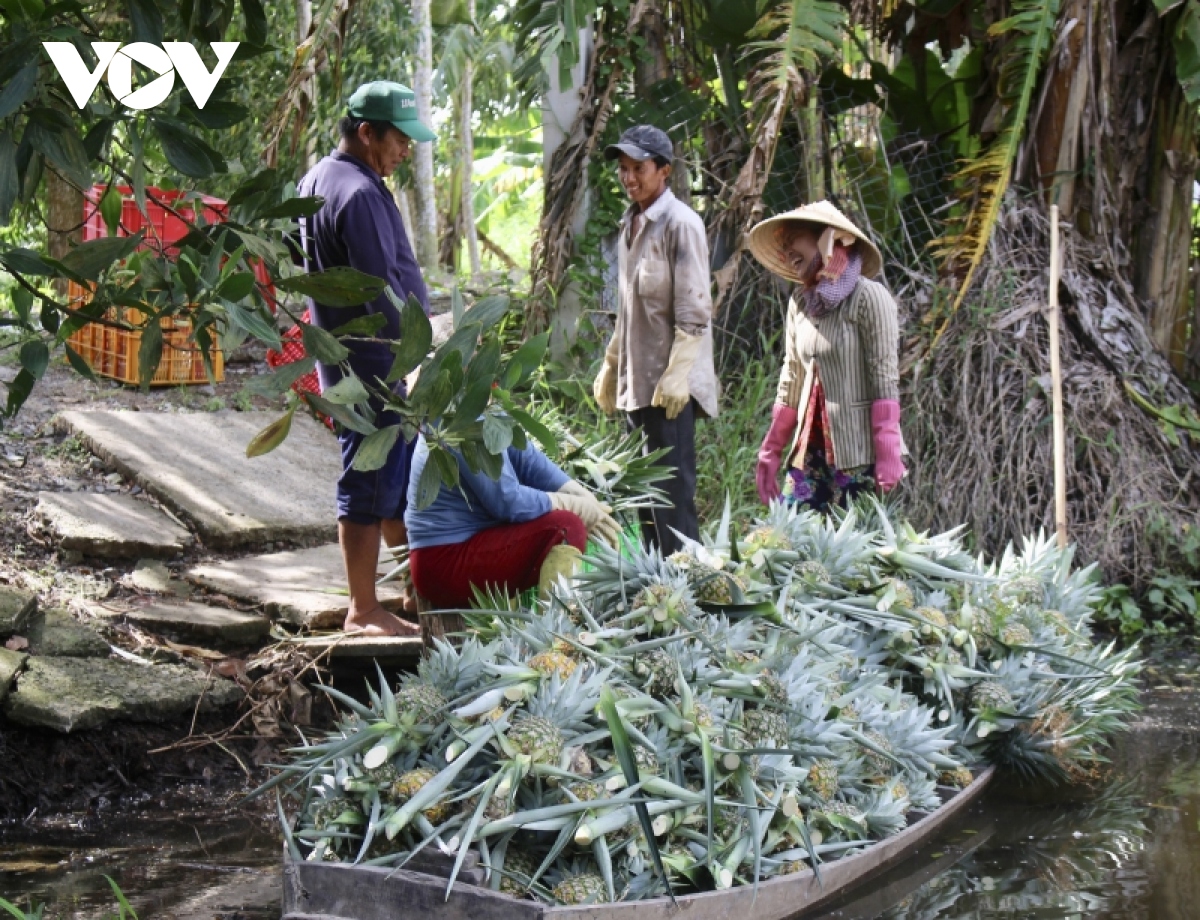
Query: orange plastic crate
67 284 225 386
64 184 275 386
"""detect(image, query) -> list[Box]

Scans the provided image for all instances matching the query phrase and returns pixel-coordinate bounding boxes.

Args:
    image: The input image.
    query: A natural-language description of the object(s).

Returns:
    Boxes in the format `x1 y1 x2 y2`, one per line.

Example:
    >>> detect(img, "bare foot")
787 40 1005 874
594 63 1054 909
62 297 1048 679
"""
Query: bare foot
344 605 422 637
400 585 420 615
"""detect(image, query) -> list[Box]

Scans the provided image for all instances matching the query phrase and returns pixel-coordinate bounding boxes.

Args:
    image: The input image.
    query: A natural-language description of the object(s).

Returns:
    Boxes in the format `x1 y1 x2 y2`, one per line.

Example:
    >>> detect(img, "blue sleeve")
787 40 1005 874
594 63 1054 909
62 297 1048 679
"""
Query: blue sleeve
508 443 569 493
339 189 431 336
457 450 552 523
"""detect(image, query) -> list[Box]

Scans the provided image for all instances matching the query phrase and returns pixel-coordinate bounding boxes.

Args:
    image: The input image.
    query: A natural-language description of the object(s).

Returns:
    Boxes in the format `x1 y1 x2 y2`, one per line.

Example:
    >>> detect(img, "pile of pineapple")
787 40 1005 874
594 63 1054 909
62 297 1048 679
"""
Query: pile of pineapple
275 500 1140 906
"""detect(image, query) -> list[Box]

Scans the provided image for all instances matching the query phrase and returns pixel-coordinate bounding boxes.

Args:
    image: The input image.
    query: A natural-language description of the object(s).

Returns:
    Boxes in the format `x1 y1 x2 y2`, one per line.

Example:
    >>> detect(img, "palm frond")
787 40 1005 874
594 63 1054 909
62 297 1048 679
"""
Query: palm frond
930 0 1062 344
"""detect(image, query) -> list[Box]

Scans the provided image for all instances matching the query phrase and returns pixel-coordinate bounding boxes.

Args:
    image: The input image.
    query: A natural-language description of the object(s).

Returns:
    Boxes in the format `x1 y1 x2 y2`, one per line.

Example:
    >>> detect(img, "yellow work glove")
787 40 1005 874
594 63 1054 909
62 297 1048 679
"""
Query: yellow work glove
651 329 704 420
593 335 620 416
548 491 622 548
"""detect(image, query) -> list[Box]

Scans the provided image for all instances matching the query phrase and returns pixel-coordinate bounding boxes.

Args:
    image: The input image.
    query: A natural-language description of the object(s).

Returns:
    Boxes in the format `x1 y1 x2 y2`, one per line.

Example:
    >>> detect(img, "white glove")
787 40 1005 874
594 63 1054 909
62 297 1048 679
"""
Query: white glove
549 491 622 547
593 335 620 416
651 329 703 420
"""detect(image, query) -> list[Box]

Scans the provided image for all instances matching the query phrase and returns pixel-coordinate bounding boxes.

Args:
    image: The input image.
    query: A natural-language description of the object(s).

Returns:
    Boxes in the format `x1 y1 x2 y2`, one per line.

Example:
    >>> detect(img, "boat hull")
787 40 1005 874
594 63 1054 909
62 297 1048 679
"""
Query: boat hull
282 766 995 920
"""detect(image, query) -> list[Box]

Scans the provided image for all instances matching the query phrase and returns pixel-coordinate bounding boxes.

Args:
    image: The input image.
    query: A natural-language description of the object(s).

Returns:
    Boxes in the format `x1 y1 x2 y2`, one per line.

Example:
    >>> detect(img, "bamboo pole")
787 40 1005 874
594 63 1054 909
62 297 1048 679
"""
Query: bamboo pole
1047 205 1068 549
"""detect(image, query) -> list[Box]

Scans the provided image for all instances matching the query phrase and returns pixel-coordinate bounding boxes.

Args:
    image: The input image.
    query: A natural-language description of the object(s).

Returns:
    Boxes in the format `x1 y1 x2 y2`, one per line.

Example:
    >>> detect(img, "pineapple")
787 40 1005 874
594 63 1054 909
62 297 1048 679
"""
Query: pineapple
807 759 840 800
633 743 659 774
743 708 789 747
1004 574 1044 605
861 730 896 780
813 800 867 832
743 525 792 554
1000 622 1034 647
506 715 565 763
758 670 790 706
939 765 975 788
498 847 538 898
635 647 678 698
395 682 448 724
552 872 608 905
915 606 949 639
390 768 450 824
795 559 831 584
969 680 1015 714
529 648 578 681
879 578 916 610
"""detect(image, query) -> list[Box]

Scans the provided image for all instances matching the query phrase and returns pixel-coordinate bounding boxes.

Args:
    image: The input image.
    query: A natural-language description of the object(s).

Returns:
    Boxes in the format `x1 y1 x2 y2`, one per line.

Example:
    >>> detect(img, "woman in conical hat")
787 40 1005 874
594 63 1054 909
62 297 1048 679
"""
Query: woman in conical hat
746 200 907 512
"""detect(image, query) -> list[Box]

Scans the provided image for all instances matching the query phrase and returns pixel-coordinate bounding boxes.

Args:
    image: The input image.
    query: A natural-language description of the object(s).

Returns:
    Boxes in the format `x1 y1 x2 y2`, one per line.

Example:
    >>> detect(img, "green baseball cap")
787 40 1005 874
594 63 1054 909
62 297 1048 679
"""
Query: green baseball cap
347 81 436 143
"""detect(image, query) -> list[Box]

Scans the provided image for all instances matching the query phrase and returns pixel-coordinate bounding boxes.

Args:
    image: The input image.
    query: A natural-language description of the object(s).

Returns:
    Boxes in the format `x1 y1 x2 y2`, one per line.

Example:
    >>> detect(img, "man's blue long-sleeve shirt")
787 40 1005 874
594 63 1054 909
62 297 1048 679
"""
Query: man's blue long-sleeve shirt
405 437 570 549
296 151 429 388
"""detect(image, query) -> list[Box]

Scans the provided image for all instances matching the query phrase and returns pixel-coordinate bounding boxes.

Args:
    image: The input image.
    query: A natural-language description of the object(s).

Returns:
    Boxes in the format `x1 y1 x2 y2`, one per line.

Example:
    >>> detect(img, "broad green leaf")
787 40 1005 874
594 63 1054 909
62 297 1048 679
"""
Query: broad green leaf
246 407 295 458
431 442 461 489
83 119 116 162
332 314 388 336
218 271 257 302
60 233 144 281
415 448 446 509
18 340 49 379
153 119 218 178
509 408 558 457
253 196 325 220
301 323 351 364
482 413 514 454
434 322 481 369
447 376 493 431
459 294 510 332
225 300 282 349
0 248 55 276
305 393 375 434
12 288 33 325
242 0 270 45
387 295 433 382
464 338 502 389
246 356 317 397
138 317 164 389
352 424 401 471
450 285 465 327
129 0 164 42
275 267 387 307
3 368 35 418
0 63 36 120
25 110 91 187
322 374 371 406
0 130 17 226
423 368 456 420
432 0 472 26
184 100 250 130
99 184 123 237
502 331 549 389
61 343 96 382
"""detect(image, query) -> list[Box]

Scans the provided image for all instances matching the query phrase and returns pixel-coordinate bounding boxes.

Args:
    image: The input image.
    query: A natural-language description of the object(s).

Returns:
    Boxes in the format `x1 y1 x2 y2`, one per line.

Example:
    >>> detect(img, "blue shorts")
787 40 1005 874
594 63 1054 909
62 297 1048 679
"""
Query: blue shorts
336 387 416 526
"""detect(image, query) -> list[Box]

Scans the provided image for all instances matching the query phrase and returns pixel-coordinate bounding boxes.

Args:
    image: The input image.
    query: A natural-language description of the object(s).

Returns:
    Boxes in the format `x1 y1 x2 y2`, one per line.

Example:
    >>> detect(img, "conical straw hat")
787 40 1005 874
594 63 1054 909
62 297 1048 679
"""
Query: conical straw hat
747 200 883 283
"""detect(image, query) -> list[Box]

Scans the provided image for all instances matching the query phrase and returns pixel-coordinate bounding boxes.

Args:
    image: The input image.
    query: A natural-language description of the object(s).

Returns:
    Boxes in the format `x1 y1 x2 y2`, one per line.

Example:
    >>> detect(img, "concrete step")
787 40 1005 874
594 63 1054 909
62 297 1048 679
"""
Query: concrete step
4 656 243 733
35 490 193 559
89 599 271 646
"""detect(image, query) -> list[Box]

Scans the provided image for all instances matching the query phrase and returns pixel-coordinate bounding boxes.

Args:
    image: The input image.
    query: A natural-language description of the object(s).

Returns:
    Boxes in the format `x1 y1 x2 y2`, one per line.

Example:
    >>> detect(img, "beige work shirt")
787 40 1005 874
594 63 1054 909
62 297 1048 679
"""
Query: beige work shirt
774 278 907 470
608 189 720 418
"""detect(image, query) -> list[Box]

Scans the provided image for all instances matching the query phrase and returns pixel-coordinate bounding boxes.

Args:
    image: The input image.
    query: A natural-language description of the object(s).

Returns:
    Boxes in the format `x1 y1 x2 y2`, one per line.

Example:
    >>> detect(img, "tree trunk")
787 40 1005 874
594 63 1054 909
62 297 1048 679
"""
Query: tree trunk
412 0 439 270
46 169 82 299
461 0 481 277
296 0 318 171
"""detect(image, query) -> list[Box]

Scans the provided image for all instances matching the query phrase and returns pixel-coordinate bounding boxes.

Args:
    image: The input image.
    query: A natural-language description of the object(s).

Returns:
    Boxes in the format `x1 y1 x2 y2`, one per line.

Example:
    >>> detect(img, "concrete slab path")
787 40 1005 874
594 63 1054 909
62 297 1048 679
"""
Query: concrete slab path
89 599 271 646
29 609 110 658
186 543 409 629
36 491 193 558
57 410 342 549
0 587 37 639
5 657 242 732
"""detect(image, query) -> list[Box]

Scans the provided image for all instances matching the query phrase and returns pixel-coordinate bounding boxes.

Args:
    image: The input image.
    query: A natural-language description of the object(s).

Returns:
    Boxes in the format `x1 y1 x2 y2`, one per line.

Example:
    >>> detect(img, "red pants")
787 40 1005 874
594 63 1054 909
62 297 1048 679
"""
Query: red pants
409 511 587 609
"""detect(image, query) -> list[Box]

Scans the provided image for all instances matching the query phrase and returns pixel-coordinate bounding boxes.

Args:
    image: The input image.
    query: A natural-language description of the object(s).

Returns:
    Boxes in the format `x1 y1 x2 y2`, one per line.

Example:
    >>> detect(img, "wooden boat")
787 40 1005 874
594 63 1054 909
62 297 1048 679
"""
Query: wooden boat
281 765 995 920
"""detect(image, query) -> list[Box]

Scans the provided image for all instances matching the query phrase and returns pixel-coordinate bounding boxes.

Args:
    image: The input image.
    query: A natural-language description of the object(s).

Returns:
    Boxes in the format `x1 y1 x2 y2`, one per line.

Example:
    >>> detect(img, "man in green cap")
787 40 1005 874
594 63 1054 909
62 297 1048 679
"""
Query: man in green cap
296 81 436 636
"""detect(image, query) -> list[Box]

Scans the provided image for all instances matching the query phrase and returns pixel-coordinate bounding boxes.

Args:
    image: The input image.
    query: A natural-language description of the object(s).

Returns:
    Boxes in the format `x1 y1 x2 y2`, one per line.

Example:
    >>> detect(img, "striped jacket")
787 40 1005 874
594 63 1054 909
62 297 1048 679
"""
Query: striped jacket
775 278 908 471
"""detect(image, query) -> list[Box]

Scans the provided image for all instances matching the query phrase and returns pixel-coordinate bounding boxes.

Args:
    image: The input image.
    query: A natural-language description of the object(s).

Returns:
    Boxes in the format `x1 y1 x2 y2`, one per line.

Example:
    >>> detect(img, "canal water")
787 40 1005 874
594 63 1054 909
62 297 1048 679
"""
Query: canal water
2 656 1197 919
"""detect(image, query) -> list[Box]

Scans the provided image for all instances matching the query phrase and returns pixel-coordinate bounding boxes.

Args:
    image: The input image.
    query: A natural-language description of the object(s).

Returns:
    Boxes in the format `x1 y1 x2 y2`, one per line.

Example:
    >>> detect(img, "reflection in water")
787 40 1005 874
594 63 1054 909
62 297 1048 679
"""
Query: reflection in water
0 806 278 919
813 711 1199 920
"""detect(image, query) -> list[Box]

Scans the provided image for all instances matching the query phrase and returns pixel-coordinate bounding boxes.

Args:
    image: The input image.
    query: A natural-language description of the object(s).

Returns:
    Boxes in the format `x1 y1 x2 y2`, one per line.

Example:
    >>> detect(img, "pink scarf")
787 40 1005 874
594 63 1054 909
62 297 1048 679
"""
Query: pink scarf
802 246 862 319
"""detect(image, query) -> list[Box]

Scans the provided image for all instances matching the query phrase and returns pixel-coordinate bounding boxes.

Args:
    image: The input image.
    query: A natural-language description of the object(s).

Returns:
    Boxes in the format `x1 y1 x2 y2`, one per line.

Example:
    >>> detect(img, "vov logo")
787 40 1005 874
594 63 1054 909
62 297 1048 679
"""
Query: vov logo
42 42 240 111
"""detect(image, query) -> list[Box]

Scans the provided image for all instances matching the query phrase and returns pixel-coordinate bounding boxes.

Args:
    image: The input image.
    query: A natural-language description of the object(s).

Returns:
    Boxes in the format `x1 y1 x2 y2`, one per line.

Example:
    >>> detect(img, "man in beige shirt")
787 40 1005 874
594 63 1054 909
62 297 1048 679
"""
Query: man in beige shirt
593 125 720 555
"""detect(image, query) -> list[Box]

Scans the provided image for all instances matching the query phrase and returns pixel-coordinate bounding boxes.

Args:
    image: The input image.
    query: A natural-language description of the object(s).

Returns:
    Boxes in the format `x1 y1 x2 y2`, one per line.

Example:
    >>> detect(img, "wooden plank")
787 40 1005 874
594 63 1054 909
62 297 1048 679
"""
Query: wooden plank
420 604 467 650
283 767 995 920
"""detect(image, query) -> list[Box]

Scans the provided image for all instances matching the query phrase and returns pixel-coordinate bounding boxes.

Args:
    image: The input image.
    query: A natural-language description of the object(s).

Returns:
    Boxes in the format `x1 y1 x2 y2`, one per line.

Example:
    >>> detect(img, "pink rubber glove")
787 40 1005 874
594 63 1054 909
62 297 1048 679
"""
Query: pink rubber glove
756 404 799 505
871 399 906 492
